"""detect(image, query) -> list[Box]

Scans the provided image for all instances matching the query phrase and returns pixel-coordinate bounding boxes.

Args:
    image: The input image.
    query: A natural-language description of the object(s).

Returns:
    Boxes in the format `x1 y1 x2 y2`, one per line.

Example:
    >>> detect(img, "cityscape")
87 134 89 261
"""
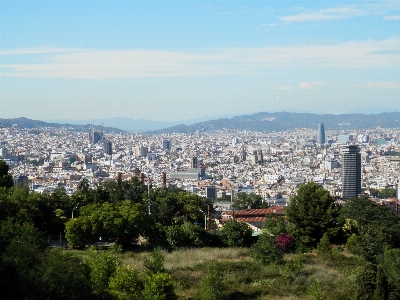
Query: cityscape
1 0 400 299
2 121 399 207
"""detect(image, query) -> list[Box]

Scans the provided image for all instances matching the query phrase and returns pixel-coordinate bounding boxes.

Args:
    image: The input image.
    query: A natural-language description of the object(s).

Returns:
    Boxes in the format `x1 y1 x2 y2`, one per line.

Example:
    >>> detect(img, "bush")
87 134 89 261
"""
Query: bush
283 254 304 282
143 273 177 300
317 233 332 255
88 249 120 292
250 233 283 266
373 265 388 300
346 233 362 255
276 234 294 253
144 248 166 275
39 250 92 300
380 248 400 299
199 262 225 300
109 266 143 300
220 219 253 247
356 263 377 300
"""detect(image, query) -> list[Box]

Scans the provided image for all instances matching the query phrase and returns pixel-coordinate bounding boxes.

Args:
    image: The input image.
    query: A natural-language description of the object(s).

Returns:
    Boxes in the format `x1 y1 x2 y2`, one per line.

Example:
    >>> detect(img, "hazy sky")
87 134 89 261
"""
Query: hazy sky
1 0 399 121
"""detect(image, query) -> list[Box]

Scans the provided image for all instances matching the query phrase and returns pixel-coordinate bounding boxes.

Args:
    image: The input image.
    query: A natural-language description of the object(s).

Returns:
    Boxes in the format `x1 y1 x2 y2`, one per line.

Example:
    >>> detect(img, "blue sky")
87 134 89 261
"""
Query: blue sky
1 0 399 121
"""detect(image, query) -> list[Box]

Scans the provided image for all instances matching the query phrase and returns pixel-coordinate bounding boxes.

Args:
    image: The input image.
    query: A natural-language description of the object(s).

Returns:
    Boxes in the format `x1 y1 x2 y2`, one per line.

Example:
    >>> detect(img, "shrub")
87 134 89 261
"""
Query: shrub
346 233 362 255
39 250 92 300
199 262 225 300
220 219 253 247
250 233 283 266
283 254 304 282
143 273 177 300
144 248 166 275
373 265 388 300
356 263 377 300
88 249 120 292
317 233 332 255
276 234 293 253
109 266 143 300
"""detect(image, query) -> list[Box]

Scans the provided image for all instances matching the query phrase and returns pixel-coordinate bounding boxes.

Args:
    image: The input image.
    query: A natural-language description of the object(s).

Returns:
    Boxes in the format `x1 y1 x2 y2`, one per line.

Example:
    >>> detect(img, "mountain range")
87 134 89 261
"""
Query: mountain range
145 111 400 134
1 111 400 134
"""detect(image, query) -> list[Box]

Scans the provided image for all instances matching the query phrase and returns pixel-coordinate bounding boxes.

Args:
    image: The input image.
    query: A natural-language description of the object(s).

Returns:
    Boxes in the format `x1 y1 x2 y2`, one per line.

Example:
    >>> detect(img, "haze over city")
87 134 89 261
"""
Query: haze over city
1 0 399 122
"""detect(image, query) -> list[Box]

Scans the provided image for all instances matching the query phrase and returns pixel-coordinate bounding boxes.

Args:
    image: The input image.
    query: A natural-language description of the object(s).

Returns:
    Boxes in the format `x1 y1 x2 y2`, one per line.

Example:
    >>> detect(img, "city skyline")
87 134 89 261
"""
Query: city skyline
1 0 400 121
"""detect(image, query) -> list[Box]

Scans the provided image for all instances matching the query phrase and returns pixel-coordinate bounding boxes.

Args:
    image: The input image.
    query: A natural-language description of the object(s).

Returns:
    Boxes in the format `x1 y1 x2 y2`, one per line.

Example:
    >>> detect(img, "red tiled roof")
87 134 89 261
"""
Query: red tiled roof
223 206 285 217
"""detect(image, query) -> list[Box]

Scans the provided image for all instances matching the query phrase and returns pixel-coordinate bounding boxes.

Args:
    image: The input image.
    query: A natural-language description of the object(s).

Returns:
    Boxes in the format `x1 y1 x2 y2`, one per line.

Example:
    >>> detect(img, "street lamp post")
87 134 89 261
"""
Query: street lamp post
200 210 207 230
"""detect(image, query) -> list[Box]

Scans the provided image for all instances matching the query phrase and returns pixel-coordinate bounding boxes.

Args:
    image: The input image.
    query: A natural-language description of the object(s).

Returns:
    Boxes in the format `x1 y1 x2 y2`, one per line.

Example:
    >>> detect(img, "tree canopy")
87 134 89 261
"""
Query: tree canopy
286 181 340 248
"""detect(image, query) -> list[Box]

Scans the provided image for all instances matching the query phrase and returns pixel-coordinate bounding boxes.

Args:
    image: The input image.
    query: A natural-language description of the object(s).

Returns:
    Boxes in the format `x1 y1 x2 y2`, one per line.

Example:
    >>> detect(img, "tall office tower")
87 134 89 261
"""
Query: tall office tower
162 139 171 151
206 185 216 201
135 146 148 158
251 150 258 165
191 156 198 169
89 130 103 144
341 145 361 199
317 123 325 145
103 140 112 155
240 146 247 162
257 149 263 163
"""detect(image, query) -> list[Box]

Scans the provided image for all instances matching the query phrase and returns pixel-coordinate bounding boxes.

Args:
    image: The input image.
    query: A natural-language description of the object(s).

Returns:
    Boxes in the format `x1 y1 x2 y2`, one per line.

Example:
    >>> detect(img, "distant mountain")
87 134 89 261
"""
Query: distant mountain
0 117 125 133
145 111 400 134
46 114 241 132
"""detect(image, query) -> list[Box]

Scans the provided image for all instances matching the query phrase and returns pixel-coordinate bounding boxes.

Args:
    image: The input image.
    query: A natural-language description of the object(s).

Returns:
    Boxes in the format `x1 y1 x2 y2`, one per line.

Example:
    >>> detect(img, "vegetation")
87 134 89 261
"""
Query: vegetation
286 181 340 248
2 158 400 299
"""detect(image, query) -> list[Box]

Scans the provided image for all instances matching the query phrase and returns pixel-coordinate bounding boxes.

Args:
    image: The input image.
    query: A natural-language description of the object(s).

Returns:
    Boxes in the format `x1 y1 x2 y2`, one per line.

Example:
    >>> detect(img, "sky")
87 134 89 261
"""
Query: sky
0 0 400 122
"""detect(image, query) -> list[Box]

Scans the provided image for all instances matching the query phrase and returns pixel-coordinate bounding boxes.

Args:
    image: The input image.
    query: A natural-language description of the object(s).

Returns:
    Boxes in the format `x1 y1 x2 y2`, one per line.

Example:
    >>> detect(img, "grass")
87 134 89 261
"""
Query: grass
69 247 367 300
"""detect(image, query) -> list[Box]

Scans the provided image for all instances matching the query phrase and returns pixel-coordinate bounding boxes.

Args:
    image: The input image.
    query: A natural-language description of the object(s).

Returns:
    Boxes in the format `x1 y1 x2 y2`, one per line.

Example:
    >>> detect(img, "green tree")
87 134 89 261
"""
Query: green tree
232 192 267 210
378 188 396 199
286 182 340 248
65 217 93 248
39 250 92 300
220 219 253 247
0 160 13 188
339 198 400 261
263 214 287 235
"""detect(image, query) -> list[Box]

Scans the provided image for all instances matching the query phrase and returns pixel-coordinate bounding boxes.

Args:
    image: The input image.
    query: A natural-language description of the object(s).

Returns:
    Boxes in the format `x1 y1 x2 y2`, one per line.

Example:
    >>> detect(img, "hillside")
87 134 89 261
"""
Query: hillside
0 117 126 133
145 111 400 134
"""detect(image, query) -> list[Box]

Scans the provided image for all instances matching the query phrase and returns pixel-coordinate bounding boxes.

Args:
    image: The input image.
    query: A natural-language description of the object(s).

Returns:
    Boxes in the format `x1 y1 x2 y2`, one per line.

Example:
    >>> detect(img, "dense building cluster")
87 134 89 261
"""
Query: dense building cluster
1 123 400 208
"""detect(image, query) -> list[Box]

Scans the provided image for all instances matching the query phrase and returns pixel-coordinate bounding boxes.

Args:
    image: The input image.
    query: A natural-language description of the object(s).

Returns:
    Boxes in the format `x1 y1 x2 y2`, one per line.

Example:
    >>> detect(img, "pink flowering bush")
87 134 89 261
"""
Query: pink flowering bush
276 234 293 253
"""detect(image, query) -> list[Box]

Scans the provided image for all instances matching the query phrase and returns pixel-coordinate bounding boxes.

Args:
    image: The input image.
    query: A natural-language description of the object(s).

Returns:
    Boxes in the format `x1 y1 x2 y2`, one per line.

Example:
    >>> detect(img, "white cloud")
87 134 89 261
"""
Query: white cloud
384 15 400 20
280 7 366 22
361 82 400 89
275 96 283 101
299 82 325 89
1 38 400 80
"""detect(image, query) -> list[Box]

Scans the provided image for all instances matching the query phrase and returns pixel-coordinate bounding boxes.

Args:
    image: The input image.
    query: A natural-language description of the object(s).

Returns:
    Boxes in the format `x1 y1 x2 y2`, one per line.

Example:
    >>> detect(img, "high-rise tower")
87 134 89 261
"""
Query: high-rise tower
341 145 361 199
162 139 171 151
317 123 325 145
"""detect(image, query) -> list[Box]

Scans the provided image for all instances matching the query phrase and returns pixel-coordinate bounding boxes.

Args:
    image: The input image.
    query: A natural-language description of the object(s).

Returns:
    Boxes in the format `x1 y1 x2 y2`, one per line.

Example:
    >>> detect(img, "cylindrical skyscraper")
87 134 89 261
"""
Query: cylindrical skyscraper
317 123 325 145
341 145 361 199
